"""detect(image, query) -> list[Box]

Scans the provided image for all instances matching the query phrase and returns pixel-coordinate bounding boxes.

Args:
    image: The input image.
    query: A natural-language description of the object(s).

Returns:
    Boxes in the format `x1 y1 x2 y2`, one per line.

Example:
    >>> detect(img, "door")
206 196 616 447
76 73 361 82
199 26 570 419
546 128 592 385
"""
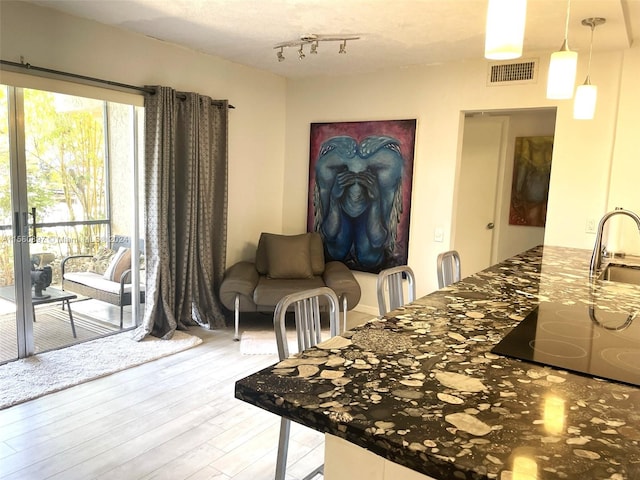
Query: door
0 84 144 363
453 115 508 277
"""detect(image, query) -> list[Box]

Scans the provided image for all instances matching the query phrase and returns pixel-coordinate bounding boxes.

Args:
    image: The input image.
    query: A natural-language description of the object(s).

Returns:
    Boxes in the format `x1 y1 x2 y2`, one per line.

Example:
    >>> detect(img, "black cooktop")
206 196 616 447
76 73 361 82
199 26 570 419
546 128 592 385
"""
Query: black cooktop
492 302 640 387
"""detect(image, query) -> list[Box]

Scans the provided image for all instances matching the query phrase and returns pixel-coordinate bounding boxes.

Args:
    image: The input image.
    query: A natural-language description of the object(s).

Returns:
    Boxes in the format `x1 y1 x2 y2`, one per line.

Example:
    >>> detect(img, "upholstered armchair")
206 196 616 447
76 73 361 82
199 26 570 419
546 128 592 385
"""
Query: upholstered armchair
219 232 361 340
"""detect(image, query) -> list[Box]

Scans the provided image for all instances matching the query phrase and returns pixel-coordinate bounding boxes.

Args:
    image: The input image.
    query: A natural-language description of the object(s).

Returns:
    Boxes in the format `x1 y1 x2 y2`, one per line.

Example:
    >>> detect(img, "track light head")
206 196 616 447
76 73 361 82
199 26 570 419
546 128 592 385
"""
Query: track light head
276 47 284 62
310 41 318 54
298 45 305 60
339 40 347 54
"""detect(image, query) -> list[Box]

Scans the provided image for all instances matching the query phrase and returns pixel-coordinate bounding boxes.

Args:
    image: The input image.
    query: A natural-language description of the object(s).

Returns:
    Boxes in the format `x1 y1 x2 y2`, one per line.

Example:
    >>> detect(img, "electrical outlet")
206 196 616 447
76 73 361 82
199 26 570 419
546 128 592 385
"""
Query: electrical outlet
434 227 444 242
586 218 597 233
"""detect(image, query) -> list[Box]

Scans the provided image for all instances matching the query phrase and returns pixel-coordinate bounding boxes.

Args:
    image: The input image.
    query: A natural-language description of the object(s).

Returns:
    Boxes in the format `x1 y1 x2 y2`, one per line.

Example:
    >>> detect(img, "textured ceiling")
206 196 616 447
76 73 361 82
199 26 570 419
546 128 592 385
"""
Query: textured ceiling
28 0 639 78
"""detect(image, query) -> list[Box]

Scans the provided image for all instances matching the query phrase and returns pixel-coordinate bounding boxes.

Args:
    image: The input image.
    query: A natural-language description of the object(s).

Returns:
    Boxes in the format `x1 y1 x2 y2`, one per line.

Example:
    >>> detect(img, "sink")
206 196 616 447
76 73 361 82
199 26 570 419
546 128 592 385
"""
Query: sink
598 263 640 285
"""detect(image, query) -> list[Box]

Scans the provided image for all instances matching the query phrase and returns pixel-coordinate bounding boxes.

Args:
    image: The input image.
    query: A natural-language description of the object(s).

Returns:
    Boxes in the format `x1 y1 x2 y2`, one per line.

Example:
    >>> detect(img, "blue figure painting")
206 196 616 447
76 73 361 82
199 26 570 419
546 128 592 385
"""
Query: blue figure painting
308 120 416 273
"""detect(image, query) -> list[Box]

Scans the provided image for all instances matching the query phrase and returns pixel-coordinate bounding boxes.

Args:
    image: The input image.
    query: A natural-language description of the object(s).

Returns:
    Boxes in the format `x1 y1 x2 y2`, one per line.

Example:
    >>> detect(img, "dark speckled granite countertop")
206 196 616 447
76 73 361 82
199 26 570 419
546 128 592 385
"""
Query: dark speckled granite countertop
235 246 640 479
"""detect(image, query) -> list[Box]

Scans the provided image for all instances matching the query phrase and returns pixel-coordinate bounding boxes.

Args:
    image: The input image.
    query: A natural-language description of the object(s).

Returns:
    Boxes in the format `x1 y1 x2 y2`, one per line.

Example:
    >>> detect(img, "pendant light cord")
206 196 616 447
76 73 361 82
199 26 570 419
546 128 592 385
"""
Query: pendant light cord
559 0 572 51
586 23 595 83
564 0 571 42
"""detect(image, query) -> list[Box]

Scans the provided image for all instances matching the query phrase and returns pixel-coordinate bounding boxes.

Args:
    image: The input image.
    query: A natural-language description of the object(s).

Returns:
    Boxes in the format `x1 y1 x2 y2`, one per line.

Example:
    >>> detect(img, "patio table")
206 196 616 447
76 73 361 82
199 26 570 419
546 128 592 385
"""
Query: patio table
0 285 78 338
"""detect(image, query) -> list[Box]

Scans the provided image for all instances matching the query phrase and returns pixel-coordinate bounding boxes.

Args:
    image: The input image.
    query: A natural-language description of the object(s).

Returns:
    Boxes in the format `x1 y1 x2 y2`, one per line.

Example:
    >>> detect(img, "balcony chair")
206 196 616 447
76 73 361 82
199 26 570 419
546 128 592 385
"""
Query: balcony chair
273 287 340 480
376 265 416 316
437 250 461 288
219 232 361 340
61 235 145 328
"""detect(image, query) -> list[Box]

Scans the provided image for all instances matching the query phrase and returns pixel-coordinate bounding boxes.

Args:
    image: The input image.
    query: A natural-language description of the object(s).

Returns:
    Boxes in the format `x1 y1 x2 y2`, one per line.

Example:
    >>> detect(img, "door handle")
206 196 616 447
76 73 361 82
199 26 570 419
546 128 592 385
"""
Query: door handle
30 207 37 243
22 212 29 238
486 222 495 230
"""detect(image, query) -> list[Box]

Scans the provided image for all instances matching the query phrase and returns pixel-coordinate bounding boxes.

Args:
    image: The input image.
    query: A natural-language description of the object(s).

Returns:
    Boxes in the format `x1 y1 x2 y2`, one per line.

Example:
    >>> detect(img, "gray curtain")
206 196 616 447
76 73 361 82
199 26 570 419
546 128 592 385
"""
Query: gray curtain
133 86 228 340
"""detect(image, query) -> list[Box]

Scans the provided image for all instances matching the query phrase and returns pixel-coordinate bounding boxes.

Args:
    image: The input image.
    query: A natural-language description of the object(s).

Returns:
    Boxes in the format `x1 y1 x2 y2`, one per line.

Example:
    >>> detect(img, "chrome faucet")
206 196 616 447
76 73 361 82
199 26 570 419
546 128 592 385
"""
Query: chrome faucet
589 208 640 278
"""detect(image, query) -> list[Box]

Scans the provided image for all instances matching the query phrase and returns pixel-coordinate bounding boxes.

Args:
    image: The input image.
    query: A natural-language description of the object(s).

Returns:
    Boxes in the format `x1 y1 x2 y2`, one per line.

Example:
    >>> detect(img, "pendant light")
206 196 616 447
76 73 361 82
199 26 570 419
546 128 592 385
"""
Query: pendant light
484 0 527 60
573 17 605 120
546 0 578 99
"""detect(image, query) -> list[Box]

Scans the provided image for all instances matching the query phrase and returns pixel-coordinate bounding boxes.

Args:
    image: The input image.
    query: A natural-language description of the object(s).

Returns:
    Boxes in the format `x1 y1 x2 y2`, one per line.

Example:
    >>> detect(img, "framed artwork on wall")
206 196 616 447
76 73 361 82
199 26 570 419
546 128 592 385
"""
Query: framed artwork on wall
307 119 416 274
509 135 554 227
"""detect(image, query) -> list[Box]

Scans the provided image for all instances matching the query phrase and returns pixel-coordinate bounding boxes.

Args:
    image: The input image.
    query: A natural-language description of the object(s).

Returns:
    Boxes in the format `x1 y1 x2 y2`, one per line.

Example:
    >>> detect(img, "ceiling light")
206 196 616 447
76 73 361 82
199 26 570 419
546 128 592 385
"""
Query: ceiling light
484 0 527 60
273 34 360 62
546 0 578 99
574 17 605 120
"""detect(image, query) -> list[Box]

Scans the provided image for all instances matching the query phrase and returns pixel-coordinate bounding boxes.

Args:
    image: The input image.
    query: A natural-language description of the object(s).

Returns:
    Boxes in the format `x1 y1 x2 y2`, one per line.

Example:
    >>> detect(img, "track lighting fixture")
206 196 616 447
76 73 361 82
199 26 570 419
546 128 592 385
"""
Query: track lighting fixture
274 34 360 62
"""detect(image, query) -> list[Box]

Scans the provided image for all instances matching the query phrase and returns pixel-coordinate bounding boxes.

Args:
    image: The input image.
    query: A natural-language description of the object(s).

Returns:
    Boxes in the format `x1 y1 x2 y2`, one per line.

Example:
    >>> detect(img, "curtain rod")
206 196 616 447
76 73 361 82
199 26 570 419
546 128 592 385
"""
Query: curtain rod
0 59 235 109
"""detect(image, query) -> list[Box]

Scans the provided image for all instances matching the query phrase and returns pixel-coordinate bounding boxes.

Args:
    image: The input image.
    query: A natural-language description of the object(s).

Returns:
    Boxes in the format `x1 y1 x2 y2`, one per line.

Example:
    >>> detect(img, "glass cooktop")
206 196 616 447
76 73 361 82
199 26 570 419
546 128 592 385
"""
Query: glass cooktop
492 302 640 387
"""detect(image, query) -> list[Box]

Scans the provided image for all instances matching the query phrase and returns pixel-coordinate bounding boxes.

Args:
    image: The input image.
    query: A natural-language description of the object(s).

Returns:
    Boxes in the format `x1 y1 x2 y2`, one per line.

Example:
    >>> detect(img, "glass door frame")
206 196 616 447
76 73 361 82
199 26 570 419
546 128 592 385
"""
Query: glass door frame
7 85 35 357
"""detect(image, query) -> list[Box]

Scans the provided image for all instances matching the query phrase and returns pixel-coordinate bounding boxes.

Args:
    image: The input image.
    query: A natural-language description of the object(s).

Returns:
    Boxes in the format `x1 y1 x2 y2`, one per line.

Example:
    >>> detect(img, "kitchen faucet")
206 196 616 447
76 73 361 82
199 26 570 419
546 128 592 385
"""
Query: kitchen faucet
589 208 640 278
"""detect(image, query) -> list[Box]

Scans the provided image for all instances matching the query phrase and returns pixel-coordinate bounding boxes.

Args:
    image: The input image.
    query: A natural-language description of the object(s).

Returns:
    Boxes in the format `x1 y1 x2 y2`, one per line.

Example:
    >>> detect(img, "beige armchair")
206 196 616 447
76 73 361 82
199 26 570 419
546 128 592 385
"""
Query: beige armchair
219 232 361 340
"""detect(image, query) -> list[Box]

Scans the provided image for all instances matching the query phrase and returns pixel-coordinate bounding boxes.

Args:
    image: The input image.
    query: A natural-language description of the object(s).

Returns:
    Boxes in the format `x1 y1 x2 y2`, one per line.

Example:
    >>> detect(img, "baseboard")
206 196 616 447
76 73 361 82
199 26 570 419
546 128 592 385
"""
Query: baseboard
353 305 378 316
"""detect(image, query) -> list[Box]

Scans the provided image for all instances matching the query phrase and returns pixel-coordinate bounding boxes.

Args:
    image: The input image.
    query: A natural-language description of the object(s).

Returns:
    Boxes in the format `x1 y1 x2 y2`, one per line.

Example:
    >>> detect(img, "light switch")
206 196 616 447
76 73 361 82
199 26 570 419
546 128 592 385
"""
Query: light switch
434 227 444 242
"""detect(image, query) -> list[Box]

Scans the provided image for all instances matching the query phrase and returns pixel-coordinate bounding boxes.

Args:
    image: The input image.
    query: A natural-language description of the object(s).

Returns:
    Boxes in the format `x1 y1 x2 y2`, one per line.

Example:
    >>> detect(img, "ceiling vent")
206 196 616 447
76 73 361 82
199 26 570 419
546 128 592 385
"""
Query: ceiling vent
487 58 538 85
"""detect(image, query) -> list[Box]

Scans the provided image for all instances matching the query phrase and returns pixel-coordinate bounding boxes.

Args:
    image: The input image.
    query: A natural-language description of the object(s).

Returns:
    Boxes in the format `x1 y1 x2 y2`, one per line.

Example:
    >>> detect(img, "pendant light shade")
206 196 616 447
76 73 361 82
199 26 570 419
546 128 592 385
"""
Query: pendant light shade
546 0 577 99
573 82 597 119
484 0 527 60
546 43 578 99
573 17 605 120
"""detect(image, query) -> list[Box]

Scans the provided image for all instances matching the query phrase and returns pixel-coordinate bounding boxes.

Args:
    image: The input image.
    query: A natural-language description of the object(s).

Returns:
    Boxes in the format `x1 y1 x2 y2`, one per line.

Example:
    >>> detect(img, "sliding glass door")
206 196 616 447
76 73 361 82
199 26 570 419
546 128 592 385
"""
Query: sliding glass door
0 84 144 363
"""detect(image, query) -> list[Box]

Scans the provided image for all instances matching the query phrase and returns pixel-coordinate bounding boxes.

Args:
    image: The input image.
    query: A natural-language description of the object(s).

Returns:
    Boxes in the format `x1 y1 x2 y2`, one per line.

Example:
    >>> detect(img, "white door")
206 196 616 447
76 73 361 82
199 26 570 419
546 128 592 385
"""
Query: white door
453 116 508 277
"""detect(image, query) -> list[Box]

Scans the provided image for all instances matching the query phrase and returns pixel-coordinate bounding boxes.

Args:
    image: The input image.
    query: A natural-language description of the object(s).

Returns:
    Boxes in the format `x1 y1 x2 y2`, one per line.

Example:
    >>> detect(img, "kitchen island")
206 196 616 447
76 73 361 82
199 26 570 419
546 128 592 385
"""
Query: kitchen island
235 246 640 479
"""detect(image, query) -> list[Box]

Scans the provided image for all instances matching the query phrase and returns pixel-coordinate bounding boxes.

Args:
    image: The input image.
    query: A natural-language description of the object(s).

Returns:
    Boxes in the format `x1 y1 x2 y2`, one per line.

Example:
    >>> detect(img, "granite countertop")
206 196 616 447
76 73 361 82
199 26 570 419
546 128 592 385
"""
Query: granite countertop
234 246 640 479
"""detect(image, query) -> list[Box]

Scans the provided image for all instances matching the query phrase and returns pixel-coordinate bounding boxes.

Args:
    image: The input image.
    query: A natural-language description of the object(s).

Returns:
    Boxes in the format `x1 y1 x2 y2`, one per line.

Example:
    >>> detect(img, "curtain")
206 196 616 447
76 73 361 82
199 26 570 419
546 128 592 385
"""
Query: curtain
133 86 228 340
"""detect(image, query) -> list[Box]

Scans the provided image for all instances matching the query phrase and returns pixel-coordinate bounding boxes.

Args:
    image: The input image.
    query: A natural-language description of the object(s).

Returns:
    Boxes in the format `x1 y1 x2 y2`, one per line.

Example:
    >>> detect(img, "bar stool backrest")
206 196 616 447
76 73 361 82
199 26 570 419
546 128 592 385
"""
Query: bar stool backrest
437 250 461 289
376 265 417 316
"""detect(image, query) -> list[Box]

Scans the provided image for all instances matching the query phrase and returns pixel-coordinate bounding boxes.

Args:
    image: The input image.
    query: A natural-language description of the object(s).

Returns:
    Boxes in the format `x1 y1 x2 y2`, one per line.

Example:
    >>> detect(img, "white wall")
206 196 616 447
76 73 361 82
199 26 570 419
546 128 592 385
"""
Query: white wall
0 0 287 266
285 49 637 312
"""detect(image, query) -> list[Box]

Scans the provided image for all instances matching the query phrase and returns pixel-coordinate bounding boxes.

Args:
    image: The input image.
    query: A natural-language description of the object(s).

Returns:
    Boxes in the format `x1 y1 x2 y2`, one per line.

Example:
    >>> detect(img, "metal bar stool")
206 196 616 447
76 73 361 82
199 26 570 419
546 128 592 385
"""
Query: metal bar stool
376 265 416 316
273 287 340 480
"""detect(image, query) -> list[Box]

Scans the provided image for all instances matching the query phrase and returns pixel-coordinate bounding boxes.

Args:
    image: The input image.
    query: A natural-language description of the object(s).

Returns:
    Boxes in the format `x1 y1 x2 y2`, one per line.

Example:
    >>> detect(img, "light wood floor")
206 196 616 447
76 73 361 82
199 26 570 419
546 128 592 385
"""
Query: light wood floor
0 310 373 480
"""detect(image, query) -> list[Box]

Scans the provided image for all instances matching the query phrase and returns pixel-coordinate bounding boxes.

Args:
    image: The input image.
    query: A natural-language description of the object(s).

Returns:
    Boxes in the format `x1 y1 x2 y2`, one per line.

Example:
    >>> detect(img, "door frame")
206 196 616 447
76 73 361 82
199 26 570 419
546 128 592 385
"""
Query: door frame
7 85 36 357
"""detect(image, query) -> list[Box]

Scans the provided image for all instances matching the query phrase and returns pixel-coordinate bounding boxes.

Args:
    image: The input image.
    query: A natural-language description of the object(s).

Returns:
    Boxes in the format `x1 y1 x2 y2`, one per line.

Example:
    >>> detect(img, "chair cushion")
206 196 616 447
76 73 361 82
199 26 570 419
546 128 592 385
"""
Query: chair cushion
63 272 146 294
256 232 325 276
308 232 325 275
111 248 132 281
266 234 313 279
103 247 130 281
253 276 325 306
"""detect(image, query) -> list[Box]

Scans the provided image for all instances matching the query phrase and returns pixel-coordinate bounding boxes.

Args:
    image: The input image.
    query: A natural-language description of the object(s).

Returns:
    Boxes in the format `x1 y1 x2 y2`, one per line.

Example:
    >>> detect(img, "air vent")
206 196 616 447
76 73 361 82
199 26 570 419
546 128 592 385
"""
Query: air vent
487 58 538 85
